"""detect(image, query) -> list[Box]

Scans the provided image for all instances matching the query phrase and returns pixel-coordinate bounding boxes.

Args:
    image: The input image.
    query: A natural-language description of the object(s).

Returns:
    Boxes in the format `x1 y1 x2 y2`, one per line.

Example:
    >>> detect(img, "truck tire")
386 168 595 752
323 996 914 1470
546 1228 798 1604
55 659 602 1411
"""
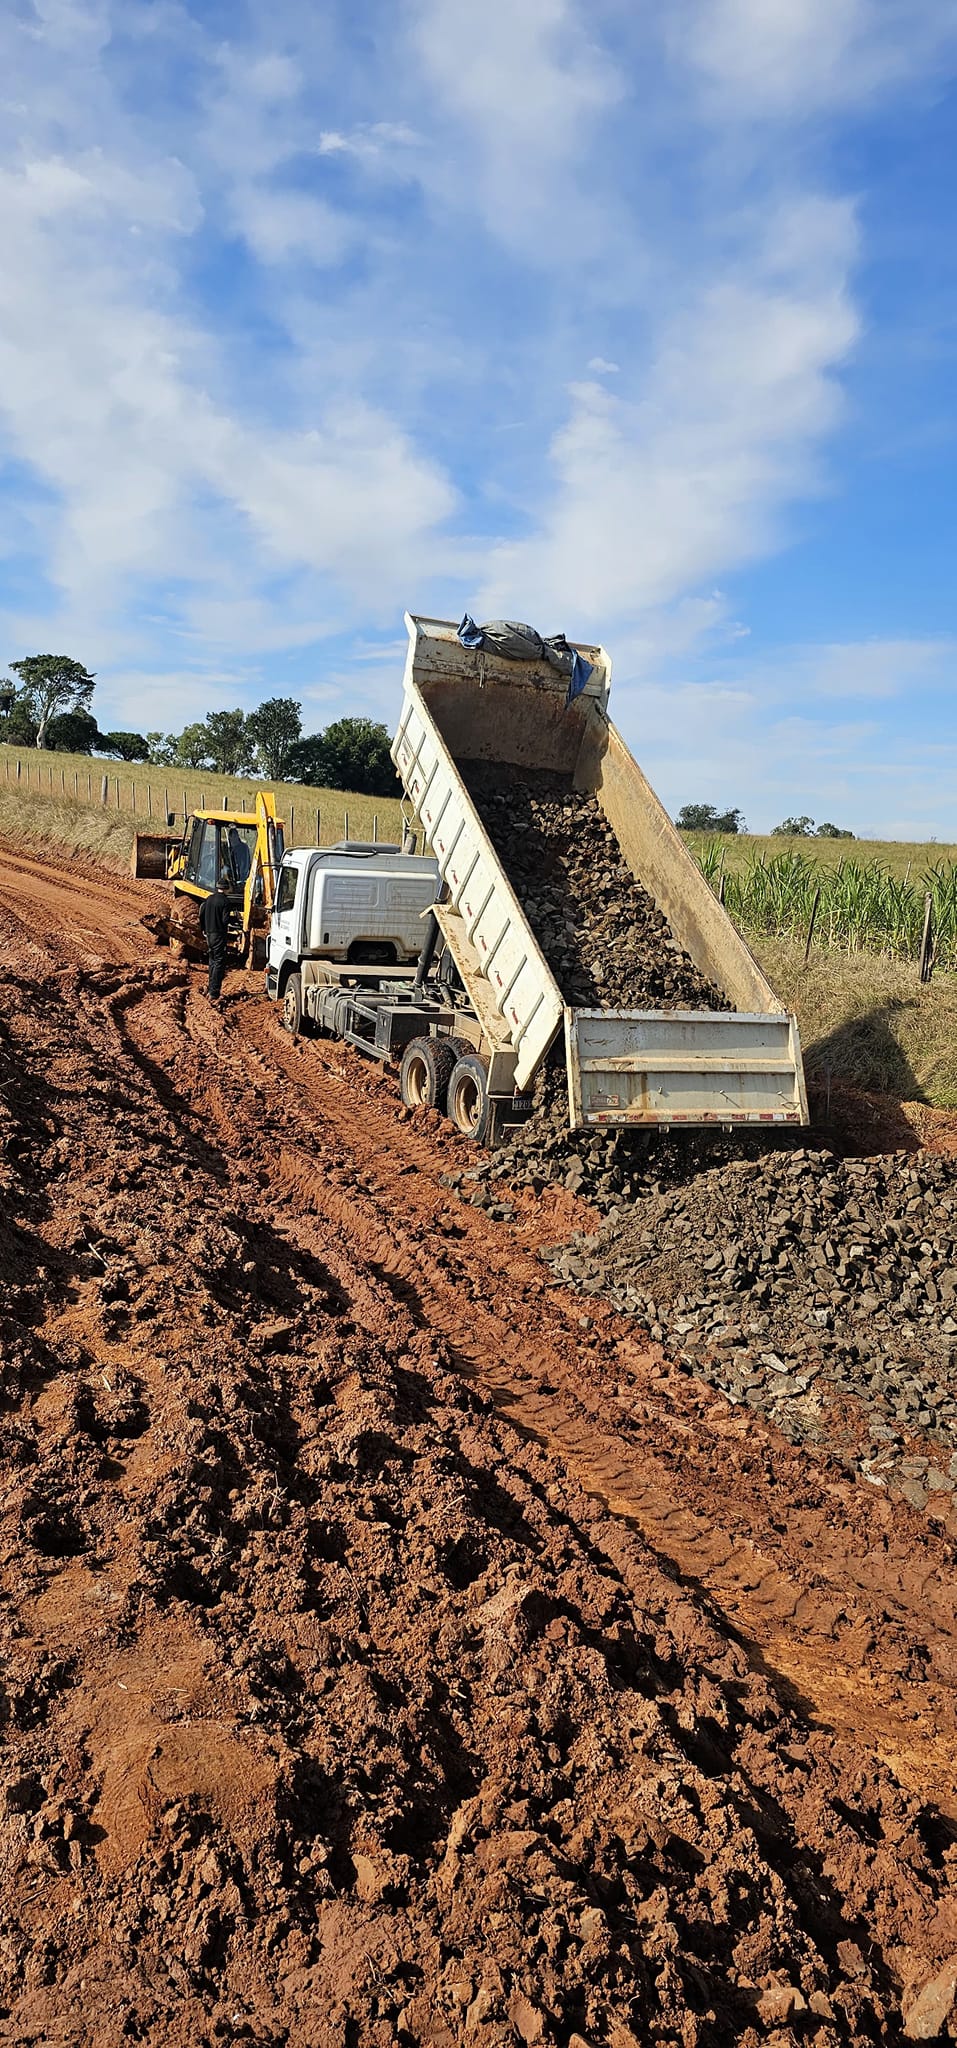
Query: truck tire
399 1036 459 1112
282 971 304 1036
447 1053 493 1143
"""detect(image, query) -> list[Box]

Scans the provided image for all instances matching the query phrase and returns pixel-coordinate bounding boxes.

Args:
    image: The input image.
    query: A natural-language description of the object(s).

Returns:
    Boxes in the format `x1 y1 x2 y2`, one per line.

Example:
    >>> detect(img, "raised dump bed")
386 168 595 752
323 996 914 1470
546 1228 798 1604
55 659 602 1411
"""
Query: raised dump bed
392 614 807 1129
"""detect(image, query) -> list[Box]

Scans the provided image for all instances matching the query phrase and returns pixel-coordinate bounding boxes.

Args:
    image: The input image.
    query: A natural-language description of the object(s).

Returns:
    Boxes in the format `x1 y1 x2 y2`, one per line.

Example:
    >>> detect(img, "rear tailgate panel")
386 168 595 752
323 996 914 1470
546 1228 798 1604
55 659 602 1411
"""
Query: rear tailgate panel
566 1009 807 1127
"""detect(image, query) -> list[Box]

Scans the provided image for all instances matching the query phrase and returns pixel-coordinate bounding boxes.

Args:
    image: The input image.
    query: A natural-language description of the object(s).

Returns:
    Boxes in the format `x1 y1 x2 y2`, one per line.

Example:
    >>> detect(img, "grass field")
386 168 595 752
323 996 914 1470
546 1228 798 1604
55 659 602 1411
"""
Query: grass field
753 938 957 1109
0 744 405 865
681 831 957 876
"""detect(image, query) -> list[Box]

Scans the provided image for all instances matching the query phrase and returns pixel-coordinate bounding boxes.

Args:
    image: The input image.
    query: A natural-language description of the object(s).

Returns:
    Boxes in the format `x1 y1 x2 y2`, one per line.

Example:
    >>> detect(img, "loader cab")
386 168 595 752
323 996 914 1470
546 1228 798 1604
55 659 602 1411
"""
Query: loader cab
183 817 265 901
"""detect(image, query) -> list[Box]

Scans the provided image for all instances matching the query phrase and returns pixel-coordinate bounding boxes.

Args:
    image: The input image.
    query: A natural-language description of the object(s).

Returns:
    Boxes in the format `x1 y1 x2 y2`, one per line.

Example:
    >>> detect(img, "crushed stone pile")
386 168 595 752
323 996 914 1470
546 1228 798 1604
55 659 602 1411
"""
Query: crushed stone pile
538 1144 957 1511
448 1076 793 1221
462 763 730 1012
3 955 957 2044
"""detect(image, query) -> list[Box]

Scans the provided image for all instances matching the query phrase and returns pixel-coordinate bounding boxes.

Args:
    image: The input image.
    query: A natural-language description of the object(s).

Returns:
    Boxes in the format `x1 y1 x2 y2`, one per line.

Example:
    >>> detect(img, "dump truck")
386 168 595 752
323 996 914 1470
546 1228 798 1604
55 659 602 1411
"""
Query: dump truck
268 842 441 1033
266 613 808 1142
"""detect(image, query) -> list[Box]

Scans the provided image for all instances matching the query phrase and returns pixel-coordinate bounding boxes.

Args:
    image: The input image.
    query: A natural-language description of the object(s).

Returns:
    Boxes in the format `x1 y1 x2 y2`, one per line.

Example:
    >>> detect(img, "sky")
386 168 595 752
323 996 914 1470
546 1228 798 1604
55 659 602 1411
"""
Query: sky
1 0 956 837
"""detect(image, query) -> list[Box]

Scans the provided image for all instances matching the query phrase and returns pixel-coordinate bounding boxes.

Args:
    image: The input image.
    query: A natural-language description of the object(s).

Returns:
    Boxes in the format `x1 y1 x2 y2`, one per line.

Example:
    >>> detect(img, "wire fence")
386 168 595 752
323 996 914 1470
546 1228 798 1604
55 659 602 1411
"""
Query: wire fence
0 748 382 849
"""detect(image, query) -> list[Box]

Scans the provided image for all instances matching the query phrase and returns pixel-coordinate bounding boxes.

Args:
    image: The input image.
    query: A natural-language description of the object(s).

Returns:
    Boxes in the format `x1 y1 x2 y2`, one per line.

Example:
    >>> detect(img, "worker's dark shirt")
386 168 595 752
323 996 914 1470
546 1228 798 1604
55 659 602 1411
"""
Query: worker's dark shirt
200 889 231 948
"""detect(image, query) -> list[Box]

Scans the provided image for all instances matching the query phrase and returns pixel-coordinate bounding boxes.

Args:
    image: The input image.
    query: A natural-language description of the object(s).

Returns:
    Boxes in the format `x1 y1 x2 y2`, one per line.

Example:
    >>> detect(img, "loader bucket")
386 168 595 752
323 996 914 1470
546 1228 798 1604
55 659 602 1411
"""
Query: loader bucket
132 831 179 880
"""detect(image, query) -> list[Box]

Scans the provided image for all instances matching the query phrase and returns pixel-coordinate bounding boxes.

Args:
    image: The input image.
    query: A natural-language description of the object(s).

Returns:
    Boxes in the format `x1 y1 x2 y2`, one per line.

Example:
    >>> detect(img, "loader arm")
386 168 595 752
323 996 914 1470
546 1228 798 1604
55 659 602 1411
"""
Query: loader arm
242 791 284 940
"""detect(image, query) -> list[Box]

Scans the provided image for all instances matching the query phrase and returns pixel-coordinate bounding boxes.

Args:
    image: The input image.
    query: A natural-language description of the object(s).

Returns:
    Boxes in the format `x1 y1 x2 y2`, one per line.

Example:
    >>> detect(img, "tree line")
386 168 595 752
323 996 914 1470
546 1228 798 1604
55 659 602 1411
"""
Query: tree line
676 802 854 840
0 655 398 797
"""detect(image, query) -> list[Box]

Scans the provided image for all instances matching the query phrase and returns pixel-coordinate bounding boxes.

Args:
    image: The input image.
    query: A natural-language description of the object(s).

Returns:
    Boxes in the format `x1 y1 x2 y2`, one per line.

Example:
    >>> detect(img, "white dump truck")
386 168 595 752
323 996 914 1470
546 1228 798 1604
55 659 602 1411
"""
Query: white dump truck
266 842 441 1032
266 614 808 1143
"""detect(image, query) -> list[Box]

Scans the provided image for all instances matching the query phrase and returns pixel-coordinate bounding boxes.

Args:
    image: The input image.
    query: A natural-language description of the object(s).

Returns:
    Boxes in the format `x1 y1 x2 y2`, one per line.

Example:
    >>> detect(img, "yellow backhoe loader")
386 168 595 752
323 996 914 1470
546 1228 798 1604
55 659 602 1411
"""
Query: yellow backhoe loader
134 791 285 968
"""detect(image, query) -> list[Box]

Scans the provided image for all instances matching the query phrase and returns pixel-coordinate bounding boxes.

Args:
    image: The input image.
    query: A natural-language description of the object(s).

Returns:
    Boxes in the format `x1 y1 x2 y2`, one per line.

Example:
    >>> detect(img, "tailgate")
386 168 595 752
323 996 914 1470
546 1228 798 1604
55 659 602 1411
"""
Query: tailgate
566 1009 808 1128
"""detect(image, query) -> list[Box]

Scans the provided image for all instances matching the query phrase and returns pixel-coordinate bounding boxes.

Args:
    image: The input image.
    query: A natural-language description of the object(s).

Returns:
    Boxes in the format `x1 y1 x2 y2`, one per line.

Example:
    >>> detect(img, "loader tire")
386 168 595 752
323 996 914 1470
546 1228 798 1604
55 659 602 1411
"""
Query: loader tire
447 1052 493 1144
399 1036 459 1113
282 972 304 1037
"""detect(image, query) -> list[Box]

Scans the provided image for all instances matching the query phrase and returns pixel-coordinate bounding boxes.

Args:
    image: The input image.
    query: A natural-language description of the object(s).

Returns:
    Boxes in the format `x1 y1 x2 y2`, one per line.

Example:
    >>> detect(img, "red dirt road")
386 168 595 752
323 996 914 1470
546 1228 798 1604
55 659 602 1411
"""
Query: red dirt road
2 837 957 2046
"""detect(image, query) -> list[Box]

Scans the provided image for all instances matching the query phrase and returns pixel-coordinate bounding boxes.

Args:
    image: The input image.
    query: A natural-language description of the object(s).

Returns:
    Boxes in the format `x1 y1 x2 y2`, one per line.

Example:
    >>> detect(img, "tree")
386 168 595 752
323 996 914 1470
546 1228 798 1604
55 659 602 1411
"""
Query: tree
146 731 177 764
99 731 150 762
46 708 101 753
316 718 398 796
174 723 212 769
815 821 855 840
7 655 95 748
676 802 745 834
284 735 329 787
203 708 253 775
247 696 302 780
288 717 399 796
772 815 816 837
0 698 40 746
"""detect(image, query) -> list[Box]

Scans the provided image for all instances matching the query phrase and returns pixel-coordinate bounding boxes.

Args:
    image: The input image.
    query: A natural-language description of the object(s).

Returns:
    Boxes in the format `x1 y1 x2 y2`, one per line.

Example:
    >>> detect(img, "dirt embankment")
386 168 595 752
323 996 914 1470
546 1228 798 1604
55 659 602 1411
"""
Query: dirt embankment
1 841 957 2045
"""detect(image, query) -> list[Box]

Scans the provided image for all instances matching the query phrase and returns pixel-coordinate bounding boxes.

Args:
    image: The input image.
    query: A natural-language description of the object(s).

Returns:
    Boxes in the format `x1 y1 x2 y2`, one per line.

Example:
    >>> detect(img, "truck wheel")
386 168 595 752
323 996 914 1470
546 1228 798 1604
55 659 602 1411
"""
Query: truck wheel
282 972 304 1036
447 1053 493 1143
399 1036 459 1112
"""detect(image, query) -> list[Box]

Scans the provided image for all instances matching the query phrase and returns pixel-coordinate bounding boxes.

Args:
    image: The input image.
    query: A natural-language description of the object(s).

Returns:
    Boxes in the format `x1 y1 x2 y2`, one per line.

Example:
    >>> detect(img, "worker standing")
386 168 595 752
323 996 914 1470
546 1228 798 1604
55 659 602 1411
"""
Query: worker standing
199 874 231 1005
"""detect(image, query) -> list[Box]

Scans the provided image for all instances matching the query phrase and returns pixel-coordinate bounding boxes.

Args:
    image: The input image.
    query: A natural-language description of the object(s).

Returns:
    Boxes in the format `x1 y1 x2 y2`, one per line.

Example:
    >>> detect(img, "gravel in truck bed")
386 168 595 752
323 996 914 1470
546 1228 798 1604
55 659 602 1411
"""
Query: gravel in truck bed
462 763 730 1012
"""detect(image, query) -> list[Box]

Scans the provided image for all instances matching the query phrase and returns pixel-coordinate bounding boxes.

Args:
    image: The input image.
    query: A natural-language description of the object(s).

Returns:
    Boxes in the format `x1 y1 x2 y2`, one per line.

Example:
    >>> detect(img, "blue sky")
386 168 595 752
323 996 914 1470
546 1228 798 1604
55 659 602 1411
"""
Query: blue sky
1 0 956 836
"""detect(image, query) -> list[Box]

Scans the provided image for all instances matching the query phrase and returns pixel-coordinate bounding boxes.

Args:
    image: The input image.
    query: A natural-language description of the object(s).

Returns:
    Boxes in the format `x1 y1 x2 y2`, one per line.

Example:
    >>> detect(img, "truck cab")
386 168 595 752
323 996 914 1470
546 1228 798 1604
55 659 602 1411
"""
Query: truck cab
266 842 441 1002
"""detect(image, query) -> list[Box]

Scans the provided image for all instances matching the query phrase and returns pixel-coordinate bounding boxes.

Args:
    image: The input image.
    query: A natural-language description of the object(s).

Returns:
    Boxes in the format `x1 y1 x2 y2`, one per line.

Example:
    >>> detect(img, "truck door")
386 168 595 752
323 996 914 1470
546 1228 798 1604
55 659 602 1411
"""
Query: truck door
269 859 302 968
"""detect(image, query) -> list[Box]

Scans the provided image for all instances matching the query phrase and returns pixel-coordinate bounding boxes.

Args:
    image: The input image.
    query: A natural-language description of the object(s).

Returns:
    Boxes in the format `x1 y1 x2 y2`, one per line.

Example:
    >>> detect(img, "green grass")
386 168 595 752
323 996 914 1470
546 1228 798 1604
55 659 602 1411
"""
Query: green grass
0 744 405 867
682 830 957 878
755 938 957 1109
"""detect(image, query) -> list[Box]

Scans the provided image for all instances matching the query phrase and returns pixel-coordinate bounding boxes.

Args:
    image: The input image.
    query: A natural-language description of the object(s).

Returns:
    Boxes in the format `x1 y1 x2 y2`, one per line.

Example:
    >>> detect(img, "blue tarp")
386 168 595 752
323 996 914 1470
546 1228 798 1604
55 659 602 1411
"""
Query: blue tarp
457 615 593 707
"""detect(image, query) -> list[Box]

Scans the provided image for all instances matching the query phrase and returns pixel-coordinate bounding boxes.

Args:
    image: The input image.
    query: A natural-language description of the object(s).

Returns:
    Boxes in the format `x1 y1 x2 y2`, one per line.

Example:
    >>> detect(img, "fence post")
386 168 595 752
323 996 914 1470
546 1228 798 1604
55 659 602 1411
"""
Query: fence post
87 770 92 801
373 813 378 842
919 893 934 983
100 774 109 806
74 770 78 800
803 884 822 967
147 783 152 819
131 780 136 815
16 756 21 782
289 803 295 845
182 789 188 823
344 809 349 841
315 805 321 844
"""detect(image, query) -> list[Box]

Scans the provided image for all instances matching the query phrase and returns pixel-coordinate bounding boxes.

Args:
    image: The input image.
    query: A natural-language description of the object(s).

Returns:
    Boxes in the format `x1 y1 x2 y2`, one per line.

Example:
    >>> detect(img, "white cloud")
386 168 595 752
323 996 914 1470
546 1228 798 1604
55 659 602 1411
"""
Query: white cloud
672 0 957 116
316 122 421 161
234 185 354 265
479 196 859 626
409 0 622 253
768 637 957 701
587 357 620 375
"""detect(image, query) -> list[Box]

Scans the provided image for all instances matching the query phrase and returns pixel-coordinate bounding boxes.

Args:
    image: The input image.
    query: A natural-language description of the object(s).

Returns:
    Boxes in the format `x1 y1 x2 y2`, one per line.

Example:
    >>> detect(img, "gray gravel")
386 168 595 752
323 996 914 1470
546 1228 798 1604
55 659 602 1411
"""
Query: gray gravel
542 1145 957 1509
462 764 730 1011
446 1133 957 1513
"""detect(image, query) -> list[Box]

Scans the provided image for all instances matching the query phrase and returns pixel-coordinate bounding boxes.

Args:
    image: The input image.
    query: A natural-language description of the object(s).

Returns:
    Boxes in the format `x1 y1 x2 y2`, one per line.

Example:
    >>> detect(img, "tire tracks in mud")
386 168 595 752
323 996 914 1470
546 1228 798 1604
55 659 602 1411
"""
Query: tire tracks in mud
97 964 957 1816
0 824 954 1817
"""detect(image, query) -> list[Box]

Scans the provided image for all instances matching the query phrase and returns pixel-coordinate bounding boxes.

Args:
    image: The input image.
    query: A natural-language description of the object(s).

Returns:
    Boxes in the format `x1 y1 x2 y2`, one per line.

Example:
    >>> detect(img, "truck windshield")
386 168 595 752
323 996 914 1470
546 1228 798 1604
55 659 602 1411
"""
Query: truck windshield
275 865 299 914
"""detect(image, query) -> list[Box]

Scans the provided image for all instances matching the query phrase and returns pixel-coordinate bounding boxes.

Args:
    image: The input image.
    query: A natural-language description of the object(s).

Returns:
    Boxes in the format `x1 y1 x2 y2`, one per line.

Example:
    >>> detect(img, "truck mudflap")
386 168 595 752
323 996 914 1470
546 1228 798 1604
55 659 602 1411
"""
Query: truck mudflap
565 1009 808 1128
